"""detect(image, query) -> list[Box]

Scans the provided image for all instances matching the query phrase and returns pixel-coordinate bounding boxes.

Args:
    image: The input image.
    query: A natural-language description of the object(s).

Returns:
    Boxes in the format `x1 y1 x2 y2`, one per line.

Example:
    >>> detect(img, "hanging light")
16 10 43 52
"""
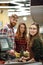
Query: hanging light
23 17 27 21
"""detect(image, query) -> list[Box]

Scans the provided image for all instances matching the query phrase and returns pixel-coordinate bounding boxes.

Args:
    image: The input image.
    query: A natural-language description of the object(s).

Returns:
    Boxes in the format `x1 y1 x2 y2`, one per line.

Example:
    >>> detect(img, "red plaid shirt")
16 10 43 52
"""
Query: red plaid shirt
15 36 27 53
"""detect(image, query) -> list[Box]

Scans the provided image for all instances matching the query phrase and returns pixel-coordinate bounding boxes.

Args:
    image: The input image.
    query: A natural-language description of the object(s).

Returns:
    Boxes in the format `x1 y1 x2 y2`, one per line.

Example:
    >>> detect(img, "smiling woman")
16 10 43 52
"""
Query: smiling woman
15 23 28 53
28 23 43 62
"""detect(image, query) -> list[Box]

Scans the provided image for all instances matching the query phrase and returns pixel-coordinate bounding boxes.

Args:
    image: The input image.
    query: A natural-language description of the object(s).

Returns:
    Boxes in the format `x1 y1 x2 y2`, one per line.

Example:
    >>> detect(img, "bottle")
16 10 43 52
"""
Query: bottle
20 47 24 57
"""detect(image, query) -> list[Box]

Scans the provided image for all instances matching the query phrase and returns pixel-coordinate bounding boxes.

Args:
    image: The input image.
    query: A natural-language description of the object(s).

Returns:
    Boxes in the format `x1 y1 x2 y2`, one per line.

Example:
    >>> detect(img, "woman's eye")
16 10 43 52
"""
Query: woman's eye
33 28 37 30
29 28 37 30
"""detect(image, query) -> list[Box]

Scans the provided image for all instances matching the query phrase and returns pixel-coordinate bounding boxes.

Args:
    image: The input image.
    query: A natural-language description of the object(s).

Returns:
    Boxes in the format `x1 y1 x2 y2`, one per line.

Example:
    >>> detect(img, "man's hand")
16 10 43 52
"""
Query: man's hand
7 50 15 56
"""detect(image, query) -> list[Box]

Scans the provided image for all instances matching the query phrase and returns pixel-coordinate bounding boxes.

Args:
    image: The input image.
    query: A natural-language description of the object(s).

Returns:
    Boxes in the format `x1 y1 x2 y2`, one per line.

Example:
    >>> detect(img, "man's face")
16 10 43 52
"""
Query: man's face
10 16 17 27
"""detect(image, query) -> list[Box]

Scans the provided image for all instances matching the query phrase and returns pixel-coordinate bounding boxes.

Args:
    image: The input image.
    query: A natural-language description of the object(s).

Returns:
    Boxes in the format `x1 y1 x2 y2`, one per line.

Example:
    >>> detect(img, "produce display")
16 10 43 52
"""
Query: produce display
8 50 30 62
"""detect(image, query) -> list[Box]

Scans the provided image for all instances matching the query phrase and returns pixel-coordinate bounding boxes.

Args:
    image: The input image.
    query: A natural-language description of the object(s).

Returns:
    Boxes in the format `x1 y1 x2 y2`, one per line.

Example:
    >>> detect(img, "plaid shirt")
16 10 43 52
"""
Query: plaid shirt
15 36 27 53
7 28 15 44
3 25 16 46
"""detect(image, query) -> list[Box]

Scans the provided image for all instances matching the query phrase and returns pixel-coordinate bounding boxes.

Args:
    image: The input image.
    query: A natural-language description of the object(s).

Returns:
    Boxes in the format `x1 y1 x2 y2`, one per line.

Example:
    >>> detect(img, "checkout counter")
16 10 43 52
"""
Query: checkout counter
0 35 43 65
1 62 43 65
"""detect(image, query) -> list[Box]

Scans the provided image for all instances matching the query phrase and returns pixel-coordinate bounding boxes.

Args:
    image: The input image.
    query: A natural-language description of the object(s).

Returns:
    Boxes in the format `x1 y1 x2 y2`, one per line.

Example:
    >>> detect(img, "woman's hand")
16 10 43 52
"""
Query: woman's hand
27 58 35 62
18 56 30 62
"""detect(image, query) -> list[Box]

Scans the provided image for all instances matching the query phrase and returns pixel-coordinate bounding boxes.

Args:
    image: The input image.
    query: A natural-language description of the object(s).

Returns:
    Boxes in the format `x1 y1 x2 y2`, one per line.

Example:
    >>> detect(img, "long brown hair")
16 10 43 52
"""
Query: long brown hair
16 23 27 39
29 23 41 47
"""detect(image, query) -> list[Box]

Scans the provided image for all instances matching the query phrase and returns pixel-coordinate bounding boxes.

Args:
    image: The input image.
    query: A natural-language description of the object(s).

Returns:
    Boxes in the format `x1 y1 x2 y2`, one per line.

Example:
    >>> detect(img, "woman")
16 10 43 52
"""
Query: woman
15 23 28 53
28 23 43 62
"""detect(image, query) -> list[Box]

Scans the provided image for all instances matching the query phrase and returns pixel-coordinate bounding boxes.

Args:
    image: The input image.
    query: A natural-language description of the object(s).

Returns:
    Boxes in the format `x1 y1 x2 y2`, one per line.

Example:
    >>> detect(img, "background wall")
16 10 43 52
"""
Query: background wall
0 9 34 32
0 9 9 29
31 0 43 6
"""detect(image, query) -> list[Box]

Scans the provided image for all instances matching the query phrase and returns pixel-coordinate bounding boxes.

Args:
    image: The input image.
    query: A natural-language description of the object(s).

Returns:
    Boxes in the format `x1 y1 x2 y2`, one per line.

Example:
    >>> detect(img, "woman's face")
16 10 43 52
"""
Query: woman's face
29 25 38 36
20 24 25 34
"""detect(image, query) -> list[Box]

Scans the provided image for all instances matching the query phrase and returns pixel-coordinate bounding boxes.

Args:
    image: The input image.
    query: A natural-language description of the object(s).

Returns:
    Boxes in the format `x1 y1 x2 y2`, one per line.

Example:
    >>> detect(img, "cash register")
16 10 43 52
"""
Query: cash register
0 35 15 61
